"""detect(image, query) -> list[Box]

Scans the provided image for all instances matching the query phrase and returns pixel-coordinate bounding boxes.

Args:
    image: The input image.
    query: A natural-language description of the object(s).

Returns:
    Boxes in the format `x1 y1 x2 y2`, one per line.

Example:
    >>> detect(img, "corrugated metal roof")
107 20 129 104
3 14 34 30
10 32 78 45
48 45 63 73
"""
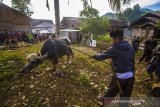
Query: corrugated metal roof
31 19 54 28
131 12 160 26
34 22 54 28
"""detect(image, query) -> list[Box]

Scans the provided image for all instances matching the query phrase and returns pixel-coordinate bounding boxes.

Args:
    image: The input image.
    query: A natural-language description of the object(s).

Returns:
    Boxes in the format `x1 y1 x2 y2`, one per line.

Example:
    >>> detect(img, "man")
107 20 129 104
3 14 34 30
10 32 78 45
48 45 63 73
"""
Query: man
92 30 135 106
139 36 157 63
146 45 160 82
132 36 140 52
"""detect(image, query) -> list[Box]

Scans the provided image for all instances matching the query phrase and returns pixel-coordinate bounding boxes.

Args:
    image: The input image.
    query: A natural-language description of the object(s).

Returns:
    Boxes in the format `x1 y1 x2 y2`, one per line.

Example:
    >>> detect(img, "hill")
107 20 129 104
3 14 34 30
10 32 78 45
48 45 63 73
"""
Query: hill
102 8 153 22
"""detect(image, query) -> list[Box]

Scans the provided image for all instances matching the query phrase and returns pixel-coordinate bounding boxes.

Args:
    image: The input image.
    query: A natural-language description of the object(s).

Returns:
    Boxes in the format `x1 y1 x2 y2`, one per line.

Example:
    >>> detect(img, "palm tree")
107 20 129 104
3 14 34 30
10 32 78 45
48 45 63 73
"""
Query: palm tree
108 0 131 11
82 0 131 11
46 0 60 37
54 0 60 37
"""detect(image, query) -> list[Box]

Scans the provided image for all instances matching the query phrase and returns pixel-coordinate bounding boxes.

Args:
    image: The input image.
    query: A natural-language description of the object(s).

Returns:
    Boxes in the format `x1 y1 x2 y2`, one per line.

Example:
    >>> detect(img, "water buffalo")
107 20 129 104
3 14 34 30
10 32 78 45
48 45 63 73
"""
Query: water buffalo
21 38 74 73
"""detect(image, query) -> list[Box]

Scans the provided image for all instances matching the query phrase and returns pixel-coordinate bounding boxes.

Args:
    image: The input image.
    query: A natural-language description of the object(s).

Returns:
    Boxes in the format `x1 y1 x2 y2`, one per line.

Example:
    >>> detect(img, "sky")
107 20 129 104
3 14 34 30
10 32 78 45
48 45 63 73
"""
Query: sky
2 0 160 22
144 2 160 10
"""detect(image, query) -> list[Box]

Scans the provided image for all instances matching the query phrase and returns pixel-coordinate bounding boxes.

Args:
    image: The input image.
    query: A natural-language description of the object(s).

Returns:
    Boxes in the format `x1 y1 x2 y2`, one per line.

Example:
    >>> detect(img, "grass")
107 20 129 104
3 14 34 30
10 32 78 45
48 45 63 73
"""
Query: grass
0 42 153 107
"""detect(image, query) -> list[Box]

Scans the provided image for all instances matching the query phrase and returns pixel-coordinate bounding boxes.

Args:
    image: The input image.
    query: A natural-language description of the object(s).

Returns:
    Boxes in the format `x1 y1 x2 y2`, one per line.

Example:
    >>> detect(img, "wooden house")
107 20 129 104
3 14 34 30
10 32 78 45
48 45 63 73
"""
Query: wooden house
31 19 55 34
0 3 31 32
109 20 132 37
60 17 82 43
131 12 160 39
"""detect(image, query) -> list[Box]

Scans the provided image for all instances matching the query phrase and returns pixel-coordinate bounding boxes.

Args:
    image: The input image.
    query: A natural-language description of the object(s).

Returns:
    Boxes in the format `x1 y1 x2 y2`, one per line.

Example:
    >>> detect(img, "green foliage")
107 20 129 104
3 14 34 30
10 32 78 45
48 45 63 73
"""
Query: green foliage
80 7 99 18
80 17 110 35
0 52 25 81
93 34 111 43
80 7 110 35
77 69 91 86
11 0 33 16
117 4 153 22
0 44 41 81
108 0 131 12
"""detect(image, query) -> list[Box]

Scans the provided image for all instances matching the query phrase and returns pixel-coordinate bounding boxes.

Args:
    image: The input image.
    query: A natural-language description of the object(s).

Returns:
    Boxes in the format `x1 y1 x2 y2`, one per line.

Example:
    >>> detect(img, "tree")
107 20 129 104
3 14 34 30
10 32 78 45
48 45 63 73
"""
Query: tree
81 0 131 12
80 7 99 18
54 0 60 37
131 4 141 21
117 4 152 23
11 0 33 16
123 8 133 21
46 0 60 37
80 7 109 35
108 0 131 11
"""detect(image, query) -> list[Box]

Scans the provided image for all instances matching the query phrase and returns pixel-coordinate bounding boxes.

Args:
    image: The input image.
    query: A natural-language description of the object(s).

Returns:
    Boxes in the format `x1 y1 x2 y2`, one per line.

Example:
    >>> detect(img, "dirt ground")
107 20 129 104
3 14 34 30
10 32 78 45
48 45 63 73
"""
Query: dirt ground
0 44 154 107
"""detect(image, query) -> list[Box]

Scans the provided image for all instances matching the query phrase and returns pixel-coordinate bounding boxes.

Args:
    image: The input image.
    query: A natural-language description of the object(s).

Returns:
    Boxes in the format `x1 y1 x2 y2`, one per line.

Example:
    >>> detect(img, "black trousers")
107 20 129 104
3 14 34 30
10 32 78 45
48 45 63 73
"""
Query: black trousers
139 51 152 63
104 76 135 97
103 76 135 107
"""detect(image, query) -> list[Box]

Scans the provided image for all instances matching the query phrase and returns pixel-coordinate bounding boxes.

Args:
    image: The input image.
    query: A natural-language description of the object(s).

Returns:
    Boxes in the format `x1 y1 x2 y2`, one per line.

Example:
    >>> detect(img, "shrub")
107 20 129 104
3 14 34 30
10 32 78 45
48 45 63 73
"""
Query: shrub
77 69 91 86
93 34 111 44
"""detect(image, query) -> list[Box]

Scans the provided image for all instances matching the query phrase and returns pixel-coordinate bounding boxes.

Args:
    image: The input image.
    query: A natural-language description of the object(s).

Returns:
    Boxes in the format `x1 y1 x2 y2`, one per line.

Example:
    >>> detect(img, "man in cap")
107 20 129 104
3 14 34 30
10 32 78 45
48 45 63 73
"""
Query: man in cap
92 30 135 106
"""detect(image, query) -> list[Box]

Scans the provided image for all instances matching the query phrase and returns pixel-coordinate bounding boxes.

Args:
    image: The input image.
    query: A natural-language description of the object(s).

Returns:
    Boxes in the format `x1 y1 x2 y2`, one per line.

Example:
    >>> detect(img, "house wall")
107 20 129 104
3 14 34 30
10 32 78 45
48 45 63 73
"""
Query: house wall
132 27 154 39
0 4 31 31
132 28 143 37
123 28 132 37
60 31 82 43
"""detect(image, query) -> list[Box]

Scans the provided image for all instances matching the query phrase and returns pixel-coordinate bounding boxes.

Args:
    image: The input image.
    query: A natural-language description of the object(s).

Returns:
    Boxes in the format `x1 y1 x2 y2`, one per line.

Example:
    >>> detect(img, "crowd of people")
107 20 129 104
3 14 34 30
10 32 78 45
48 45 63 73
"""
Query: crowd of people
131 35 160 82
0 30 50 47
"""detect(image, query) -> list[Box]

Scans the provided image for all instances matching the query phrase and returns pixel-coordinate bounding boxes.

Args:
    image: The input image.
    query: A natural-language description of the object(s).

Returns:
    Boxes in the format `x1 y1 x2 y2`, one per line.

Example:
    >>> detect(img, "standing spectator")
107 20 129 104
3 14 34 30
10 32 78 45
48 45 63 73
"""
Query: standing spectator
132 36 140 52
146 45 160 81
33 33 38 43
38 33 43 42
139 36 157 63
0 32 5 45
27 33 34 44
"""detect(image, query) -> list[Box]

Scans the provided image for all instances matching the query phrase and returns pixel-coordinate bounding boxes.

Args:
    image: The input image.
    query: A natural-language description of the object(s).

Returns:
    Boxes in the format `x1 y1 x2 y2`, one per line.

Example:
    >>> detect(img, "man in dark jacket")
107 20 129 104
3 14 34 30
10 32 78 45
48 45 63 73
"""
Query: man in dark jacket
139 36 157 63
132 36 140 52
92 30 135 106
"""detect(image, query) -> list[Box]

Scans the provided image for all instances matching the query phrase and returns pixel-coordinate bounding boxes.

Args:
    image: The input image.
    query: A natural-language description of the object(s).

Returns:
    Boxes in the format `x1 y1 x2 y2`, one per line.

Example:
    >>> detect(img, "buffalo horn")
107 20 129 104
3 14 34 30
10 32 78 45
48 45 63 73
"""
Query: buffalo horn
34 52 48 61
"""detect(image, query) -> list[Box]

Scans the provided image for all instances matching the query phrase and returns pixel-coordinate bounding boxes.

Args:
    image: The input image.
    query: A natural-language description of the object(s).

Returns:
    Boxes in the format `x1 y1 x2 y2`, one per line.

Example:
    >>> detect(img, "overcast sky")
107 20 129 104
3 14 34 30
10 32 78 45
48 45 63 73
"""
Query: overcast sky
2 0 160 22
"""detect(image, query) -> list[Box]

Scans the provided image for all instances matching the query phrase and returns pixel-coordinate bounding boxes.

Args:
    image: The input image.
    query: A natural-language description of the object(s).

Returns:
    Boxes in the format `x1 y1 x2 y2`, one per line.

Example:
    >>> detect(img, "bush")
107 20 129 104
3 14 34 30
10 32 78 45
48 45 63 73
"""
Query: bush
93 34 111 50
77 69 91 86
93 34 111 44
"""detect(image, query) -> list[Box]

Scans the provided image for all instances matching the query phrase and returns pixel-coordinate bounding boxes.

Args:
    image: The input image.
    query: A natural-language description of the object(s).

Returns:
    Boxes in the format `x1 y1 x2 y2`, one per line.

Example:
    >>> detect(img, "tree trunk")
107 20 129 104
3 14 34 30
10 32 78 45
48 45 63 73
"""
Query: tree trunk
54 0 60 37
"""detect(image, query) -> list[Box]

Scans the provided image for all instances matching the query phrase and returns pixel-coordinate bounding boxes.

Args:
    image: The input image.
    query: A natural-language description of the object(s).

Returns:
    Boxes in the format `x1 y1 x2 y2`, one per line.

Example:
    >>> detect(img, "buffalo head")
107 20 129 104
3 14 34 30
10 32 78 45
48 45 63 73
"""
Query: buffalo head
20 53 48 73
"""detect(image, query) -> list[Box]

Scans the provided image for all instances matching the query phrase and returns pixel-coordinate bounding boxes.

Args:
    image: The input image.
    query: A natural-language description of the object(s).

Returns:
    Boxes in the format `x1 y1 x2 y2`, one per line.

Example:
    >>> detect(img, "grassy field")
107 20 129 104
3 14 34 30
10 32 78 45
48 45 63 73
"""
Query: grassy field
0 42 152 107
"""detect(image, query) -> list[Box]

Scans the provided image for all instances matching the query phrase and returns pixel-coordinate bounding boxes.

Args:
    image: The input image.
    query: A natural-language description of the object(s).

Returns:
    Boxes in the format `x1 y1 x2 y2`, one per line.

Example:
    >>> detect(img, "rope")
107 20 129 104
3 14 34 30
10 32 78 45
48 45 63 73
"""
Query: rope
72 47 123 95
71 47 110 65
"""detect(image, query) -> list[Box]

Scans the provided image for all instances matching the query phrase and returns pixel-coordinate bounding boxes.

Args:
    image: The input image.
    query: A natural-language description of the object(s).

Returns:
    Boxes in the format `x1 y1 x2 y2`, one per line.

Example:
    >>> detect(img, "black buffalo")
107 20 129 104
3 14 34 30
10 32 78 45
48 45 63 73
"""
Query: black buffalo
21 38 74 73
